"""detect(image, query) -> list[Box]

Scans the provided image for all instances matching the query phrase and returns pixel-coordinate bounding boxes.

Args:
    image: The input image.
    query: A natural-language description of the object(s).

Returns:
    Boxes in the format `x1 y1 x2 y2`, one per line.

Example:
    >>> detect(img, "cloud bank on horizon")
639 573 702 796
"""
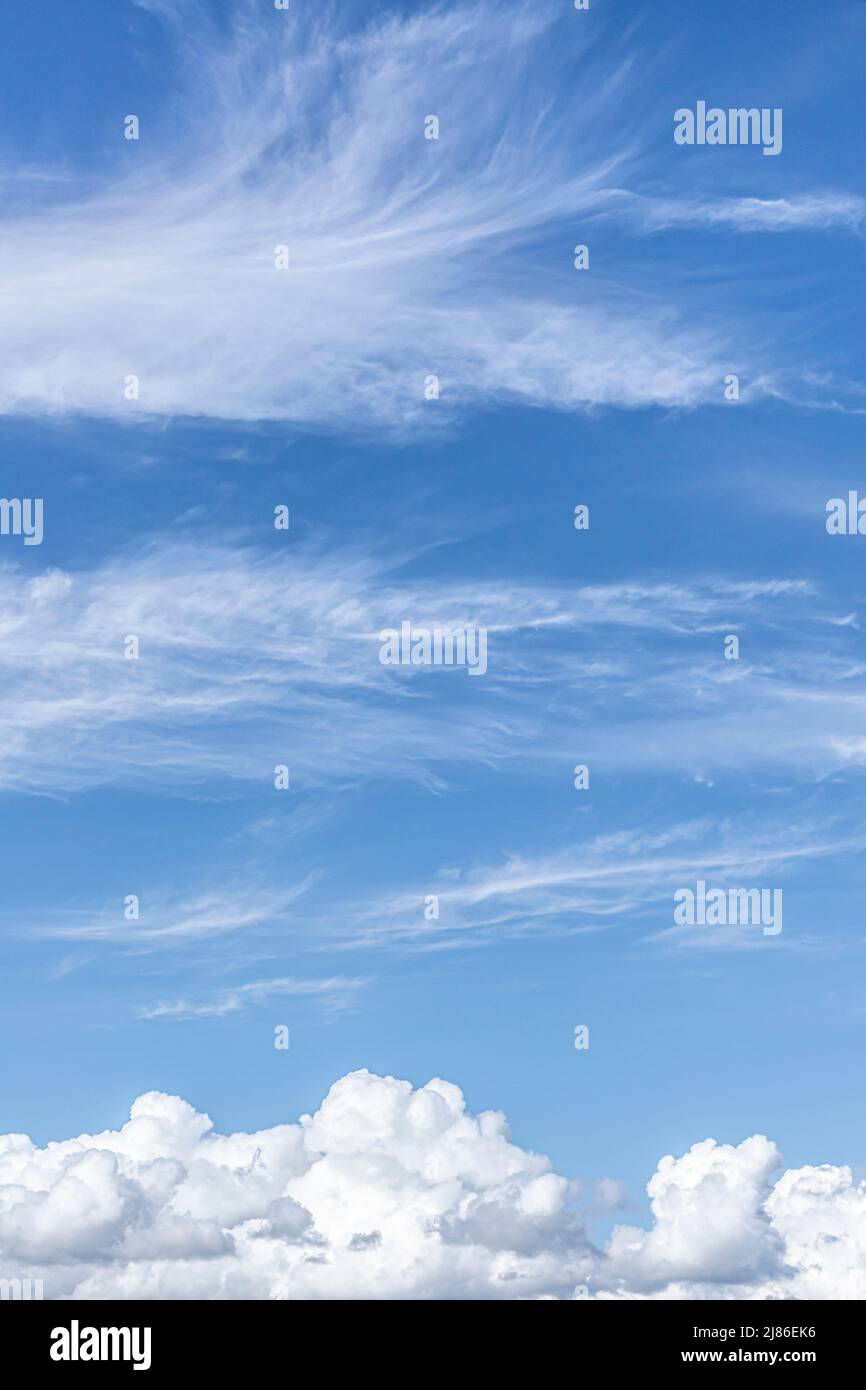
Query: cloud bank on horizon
0 1068 862 1301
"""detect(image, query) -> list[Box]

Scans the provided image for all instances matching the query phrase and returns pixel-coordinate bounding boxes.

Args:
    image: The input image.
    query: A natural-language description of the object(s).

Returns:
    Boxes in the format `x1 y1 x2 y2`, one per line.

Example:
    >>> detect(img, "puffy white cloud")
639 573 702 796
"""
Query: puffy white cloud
763 1163 866 1300
0 1072 592 1299
0 1069 864 1299
600 1135 866 1302
605 1136 786 1293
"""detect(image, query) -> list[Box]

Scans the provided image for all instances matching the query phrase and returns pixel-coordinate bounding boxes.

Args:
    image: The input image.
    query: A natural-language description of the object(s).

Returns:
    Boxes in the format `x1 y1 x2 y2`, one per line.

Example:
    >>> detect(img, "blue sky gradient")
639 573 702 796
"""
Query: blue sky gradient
2 0 866 1259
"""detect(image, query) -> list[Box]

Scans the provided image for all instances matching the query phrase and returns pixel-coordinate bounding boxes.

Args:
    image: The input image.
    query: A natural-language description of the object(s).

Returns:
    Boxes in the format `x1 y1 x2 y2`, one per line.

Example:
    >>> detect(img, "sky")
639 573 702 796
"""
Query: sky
1 0 866 1299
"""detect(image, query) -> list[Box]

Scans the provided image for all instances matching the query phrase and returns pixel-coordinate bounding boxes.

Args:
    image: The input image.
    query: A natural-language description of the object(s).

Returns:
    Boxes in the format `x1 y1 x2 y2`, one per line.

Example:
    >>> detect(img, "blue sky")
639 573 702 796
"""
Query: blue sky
2 0 866 1251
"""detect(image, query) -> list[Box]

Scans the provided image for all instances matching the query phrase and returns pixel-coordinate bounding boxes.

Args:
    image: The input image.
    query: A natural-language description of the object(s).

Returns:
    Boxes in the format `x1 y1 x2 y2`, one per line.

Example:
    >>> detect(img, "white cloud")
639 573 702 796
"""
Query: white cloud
322 817 859 954
39 884 315 946
0 539 852 796
631 193 866 234
137 974 368 1021
0 1069 863 1299
0 0 750 431
19 816 849 996
605 1136 786 1292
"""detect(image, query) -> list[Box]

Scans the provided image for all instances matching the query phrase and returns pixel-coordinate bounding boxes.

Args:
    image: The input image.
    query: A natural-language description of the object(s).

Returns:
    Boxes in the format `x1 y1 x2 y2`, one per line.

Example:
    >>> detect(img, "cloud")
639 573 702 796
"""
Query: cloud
593 1177 630 1213
21 816 850 1009
0 1069 863 1299
0 0 761 431
315 817 861 955
0 538 855 797
38 884 315 947
137 974 368 1021
603 1136 866 1301
630 193 866 234
605 1136 786 1292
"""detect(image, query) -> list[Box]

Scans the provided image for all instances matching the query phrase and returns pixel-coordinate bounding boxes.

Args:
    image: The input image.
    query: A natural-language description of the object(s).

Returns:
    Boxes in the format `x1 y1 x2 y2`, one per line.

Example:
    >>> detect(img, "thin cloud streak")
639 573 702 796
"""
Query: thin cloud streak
625 192 866 234
137 974 369 1021
34 882 315 947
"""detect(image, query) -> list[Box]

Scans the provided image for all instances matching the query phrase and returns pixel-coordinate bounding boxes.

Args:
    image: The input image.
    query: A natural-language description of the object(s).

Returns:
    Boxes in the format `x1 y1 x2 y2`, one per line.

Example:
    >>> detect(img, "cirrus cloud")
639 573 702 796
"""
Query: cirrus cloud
0 0 759 433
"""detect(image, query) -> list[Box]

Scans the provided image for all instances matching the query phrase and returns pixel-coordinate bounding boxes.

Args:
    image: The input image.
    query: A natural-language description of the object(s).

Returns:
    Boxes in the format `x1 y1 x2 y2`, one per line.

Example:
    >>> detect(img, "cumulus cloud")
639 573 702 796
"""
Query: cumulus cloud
605 1136 786 1293
0 1069 864 1300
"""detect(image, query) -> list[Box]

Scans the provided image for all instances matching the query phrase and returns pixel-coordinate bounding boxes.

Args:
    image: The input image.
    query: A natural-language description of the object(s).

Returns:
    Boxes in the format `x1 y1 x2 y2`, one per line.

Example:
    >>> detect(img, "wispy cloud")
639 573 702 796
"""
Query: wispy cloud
0 0 769 431
308 817 863 955
0 538 859 794
628 192 866 234
137 974 369 1021
36 882 313 946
